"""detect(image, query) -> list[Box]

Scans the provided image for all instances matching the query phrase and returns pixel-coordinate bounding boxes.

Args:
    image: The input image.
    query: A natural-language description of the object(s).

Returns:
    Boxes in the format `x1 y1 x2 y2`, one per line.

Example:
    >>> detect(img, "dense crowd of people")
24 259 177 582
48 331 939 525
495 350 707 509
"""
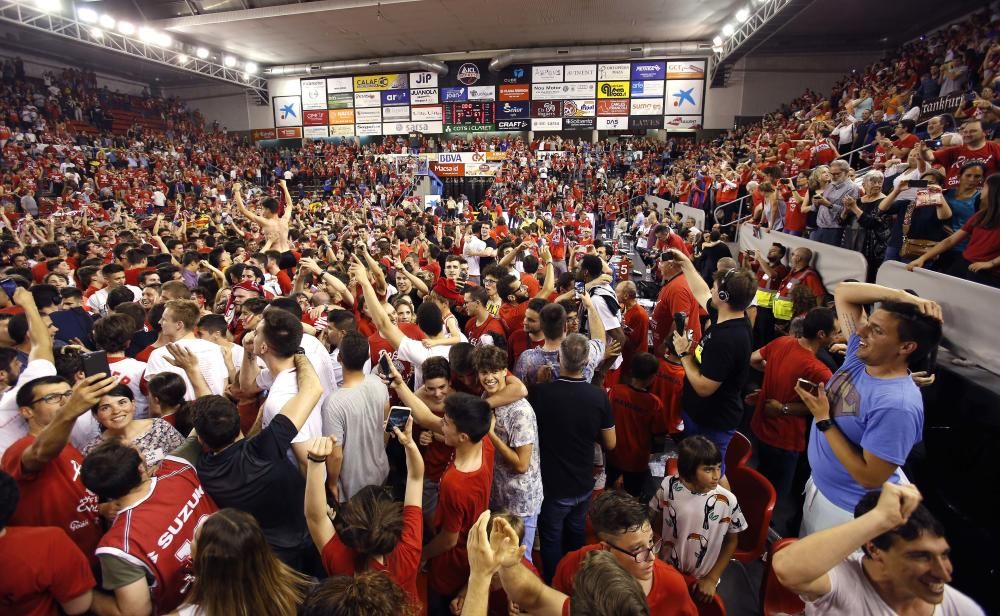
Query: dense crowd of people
0 8 997 616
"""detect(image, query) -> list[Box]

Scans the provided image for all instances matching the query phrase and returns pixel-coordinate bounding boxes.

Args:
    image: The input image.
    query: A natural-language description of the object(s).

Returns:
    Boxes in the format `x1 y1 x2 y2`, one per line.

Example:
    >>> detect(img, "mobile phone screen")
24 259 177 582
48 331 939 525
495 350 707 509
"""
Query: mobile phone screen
385 406 411 433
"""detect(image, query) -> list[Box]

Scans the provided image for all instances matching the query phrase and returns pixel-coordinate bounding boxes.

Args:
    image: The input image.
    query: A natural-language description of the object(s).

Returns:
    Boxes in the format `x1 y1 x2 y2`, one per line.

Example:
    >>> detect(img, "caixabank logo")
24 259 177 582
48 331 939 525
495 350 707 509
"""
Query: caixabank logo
457 63 482 85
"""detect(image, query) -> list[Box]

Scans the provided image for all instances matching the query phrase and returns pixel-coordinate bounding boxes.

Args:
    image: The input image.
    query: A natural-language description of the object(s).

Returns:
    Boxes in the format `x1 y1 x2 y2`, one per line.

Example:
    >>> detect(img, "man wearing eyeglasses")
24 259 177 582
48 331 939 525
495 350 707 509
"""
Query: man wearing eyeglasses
810 160 859 247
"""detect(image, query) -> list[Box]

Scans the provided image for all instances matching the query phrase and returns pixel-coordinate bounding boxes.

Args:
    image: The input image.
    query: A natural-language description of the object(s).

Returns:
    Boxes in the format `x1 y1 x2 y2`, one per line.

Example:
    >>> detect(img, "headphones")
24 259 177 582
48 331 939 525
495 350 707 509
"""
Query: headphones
718 268 737 303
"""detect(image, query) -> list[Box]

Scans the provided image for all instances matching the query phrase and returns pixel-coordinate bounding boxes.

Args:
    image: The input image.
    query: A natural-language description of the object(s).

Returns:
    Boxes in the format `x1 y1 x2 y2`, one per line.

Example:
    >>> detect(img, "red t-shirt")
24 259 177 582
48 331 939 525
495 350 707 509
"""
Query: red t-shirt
520 271 541 298
651 275 702 355
553 544 697 616
962 211 1000 264
785 190 809 233
607 384 665 472
650 359 685 434
321 505 423 605
621 303 649 374
506 329 543 369
276 270 294 296
751 336 833 452
934 142 1000 188
465 314 507 347
497 301 528 336
0 437 103 560
0 526 96 616
125 266 155 287
429 438 495 595
776 268 826 302
30 261 49 284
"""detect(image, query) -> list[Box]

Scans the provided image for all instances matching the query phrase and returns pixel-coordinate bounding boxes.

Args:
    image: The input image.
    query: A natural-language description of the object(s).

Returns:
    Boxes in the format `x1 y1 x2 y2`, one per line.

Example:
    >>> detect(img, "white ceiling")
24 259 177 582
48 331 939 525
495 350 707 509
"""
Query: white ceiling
156 0 744 65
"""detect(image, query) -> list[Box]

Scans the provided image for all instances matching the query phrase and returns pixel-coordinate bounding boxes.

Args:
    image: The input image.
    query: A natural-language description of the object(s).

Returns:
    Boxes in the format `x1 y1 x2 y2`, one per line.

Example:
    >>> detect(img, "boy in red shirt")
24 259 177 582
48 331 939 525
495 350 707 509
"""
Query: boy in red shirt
605 354 666 497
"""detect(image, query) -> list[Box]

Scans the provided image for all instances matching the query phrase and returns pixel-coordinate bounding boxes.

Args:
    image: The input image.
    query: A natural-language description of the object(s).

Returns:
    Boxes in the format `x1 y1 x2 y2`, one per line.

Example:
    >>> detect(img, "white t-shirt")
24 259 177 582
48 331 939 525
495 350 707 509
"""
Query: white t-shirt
804 553 984 615
463 236 487 277
301 333 338 396
144 338 228 401
107 356 150 419
397 336 459 389
588 284 624 370
86 285 141 317
257 367 323 463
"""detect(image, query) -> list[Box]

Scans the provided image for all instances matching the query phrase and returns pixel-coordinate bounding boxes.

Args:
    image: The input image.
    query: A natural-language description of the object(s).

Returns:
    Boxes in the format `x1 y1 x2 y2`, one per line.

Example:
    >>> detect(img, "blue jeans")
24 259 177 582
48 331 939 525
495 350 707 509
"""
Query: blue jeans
680 411 736 476
809 227 844 247
522 513 539 563
538 491 591 582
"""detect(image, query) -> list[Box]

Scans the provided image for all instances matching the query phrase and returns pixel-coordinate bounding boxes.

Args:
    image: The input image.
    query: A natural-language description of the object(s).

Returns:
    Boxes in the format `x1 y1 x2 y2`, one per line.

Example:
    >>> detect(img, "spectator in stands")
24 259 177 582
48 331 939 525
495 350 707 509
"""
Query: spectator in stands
605 353 664 497
927 120 1000 188
651 252 702 357
774 483 984 615
795 282 942 535
811 160 859 246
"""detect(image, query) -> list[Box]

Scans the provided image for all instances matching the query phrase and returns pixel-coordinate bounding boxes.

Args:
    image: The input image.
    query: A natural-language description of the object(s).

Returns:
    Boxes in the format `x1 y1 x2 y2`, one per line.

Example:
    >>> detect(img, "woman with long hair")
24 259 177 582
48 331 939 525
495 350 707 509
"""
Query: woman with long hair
908 173 1000 288
80 384 184 466
168 509 312 616
147 372 193 436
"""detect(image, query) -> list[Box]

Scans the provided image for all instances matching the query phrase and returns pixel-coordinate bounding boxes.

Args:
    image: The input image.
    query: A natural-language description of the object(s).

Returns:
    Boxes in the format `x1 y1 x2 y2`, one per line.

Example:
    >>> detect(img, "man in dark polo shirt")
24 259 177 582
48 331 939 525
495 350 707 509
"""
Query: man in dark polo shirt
529 333 616 582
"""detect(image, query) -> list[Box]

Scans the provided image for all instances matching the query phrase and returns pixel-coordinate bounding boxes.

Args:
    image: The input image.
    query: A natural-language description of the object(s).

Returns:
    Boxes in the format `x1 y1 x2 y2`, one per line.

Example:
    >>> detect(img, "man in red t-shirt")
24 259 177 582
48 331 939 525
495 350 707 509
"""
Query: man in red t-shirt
929 119 1000 188
463 287 508 348
750 308 834 531
506 298 546 369
606 354 665 497
0 472 98 616
615 280 649 385
651 254 702 356
1 373 116 560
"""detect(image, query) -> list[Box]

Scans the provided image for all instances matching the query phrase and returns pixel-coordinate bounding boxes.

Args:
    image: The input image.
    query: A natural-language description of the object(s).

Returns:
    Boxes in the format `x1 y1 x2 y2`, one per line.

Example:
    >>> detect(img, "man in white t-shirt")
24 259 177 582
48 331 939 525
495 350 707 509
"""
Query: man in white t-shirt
143 300 227 401
774 483 984 616
86 263 140 317
576 254 625 371
237 308 322 472
463 221 496 285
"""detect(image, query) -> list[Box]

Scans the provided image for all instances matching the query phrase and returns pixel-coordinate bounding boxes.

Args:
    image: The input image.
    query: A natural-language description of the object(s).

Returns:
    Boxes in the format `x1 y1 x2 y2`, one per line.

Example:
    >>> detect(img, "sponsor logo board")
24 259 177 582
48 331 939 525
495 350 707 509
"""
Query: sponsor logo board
300 79 327 110
355 122 382 136
455 62 482 85
354 107 382 123
444 124 495 133
381 90 410 106
531 118 562 131
496 101 530 119
352 73 406 92
431 162 464 177
596 99 630 116
354 92 381 108
409 71 438 89
327 76 353 93
530 100 561 118
597 63 630 81
597 81 630 99
327 92 354 108
563 64 597 82
532 65 564 83
273 96 301 128
302 109 329 126
496 119 530 130
302 125 329 138
251 128 275 140
329 124 355 137
329 109 355 125
465 163 499 177
629 99 663 115
629 116 664 130
666 60 706 79
666 79 703 115
276 127 303 139
596 116 627 130
441 87 468 102
499 65 530 84
382 105 410 121
410 88 438 105
531 82 595 100
468 86 496 101
562 99 595 117
411 105 443 122
498 84 530 101
663 115 701 130
630 80 665 98
630 61 666 80
562 117 596 130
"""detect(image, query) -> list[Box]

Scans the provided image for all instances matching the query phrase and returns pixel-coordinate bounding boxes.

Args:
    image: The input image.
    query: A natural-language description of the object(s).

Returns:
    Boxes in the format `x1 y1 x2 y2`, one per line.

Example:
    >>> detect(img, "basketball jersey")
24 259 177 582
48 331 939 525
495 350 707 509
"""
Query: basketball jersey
108 356 150 418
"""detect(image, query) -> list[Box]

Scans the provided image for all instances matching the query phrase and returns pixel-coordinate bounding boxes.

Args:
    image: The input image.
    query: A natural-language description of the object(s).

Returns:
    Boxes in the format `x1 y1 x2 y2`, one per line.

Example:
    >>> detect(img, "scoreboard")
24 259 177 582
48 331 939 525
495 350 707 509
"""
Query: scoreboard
445 102 495 125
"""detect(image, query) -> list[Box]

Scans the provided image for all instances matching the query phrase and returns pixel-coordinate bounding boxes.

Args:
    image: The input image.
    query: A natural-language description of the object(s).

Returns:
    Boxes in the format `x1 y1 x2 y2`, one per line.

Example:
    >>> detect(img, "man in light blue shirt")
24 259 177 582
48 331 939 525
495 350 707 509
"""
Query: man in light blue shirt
794 282 943 536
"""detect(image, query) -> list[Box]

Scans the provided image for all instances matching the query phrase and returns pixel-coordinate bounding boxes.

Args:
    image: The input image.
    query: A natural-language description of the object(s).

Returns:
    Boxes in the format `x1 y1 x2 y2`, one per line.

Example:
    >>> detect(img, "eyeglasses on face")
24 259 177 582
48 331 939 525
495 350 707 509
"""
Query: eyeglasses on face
32 390 73 405
605 538 663 563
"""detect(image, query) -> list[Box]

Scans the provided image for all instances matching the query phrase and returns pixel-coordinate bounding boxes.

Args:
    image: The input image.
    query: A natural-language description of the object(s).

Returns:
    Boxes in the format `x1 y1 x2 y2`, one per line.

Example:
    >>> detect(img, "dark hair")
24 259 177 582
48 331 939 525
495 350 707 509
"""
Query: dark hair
148 372 188 408
301 570 416 616
422 356 451 382
81 438 145 500
0 469 18 530
15 375 70 408
197 314 228 336
590 490 652 538
93 313 136 353
101 263 125 277
260 309 304 358
972 173 1000 230
497 274 520 301
339 332 370 372
539 302 567 340
6 314 28 346
0 347 19 375
147 303 167 334
328 309 357 333
415 302 443 337
631 353 659 383
526 297 548 314
336 485 404 570
269 296 303 321
54 347 83 381
472 344 507 374
879 301 943 368
464 285 489 306
107 285 136 312
854 490 946 557
801 307 835 340
677 435 722 481
448 343 475 376
191 395 242 450
579 255 604 280
712 268 756 310
30 284 62 311
443 392 491 443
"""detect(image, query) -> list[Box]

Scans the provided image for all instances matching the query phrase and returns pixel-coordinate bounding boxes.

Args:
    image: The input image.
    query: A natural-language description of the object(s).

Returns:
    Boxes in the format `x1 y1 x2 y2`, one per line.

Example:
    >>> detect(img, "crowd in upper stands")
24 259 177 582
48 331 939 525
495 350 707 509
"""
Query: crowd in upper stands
0 7 996 616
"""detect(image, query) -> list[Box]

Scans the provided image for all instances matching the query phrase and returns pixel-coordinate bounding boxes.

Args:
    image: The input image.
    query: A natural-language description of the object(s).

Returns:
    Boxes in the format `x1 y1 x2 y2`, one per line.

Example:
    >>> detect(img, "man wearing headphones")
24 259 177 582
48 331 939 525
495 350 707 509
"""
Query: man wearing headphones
667 248 756 482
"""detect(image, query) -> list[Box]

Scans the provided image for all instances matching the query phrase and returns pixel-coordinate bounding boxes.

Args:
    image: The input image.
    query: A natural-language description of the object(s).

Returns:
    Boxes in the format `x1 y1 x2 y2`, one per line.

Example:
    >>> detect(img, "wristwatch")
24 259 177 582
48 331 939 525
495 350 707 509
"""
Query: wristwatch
816 418 835 432
780 404 790 416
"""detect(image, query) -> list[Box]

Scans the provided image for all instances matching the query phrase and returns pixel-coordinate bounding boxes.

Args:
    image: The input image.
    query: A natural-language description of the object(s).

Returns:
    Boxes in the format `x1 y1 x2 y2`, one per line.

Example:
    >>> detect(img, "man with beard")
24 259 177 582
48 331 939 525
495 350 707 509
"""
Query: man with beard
496 274 531 335
746 242 789 347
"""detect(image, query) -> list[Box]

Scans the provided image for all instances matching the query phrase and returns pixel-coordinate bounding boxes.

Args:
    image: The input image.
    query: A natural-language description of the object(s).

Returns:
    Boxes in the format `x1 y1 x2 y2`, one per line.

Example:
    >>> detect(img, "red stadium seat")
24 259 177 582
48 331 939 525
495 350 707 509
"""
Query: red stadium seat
725 431 752 471
727 465 776 563
762 539 805 616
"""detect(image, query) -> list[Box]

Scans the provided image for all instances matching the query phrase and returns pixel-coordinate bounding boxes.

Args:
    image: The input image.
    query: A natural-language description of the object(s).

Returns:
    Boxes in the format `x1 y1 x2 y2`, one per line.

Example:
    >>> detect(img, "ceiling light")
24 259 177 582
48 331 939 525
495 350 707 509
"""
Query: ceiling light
244 61 258 74
722 23 735 37
241 72 251 81
117 21 135 36
77 7 98 23
712 46 723 53
712 36 723 46
89 27 103 39
99 14 115 29
196 47 209 59
138 26 156 42
177 53 190 64
33 0 60 12
736 8 750 22
223 55 237 68
155 32 172 47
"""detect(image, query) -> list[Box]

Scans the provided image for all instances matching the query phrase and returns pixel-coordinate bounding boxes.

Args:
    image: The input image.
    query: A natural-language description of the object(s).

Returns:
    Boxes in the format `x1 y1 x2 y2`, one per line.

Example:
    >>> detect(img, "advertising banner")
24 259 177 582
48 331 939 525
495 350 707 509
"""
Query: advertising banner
303 125 329 138
531 82 595 100
629 99 664 115
446 60 493 87
251 128 276 141
499 84 530 101
353 73 406 92
302 109 329 126
563 64 597 82
273 96 302 128
354 92 381 108
444 124 495 133
596 99 630 115
300 79 327 110
496 101 530 119
465 163 500 177
355 122 382 136
666 60 706 79
329 124 355 137
496 119 530 131
410 88 438 105
431 162 464 177
563 117 596 130
327 92 354 108
409 71 439 89
918 92 968 121
468 86 496 101
531 118 562 131
411 105 443 122
630 61 666 80
329 109 356 125
562 99 596 117
630 80 665 98
663 115 701 130
276 127 303 139
354 107 382 123
381 90 410 106
629 116 664 130
327 76 353 93
597 81 630 99
533 65 564 83
596 116 627 130
665 79 704 115
441 87 468 102
597 63 630 81
382 105 410 121
530 100 562 118
499 65 530 85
